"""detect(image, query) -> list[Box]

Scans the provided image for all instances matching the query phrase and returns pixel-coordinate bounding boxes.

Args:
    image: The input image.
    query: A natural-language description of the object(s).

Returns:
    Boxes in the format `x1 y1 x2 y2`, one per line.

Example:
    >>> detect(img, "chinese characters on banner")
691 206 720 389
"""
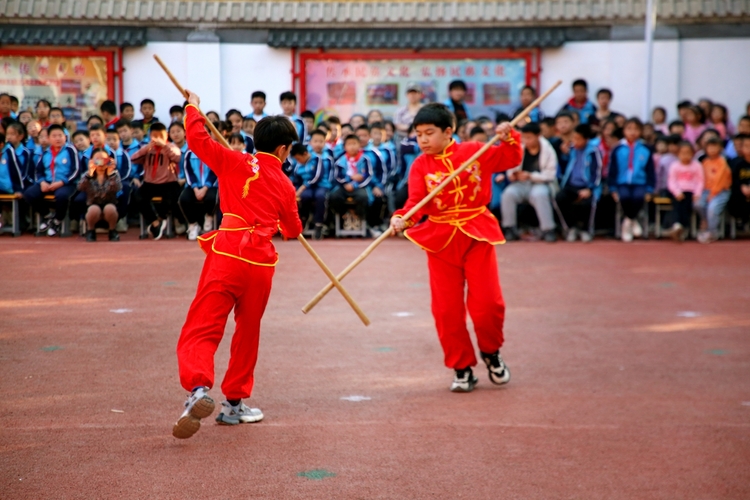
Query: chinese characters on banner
0 54 110 127
305 58 528 122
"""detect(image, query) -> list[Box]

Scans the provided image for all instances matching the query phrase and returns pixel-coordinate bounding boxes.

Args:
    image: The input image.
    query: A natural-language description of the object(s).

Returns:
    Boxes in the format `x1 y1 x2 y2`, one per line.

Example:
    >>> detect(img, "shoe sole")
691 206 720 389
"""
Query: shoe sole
488 367 511 385
154 221 167 241
172 396 215 439
215 411 264 426
450 377 478 393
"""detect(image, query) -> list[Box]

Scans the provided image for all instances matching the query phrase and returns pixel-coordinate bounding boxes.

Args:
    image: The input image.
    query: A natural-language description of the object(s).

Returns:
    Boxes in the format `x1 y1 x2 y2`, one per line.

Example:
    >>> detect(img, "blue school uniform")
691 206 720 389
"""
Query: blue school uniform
240 131 255 154
333 153 373 202
559 141 603 199
80 144 116 170
560 99 597 125
608 139 656 194
397 136 421 191
513 106 544 123
443 99 472 120
295 151 332 190
378 141 398 188
286 115 307 145
0 142 30 193
363 143 387 192
176 142 189 181
121 139 141 158
35 144 80 185
183 150 218 189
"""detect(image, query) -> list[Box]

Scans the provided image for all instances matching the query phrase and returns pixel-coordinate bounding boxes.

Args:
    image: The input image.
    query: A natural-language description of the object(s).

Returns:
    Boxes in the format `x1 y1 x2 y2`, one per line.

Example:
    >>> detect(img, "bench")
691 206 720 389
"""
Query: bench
0 193 23 236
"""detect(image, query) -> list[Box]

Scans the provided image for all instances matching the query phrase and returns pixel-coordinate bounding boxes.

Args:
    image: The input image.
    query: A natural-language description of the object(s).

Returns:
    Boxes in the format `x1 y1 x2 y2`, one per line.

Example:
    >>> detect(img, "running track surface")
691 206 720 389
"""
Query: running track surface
2 233 749 499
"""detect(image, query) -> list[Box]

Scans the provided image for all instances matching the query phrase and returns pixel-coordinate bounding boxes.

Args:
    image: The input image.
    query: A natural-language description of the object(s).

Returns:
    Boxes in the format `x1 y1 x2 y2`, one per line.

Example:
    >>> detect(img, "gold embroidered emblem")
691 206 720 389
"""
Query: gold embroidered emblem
424 172 448 210
241 157 260 198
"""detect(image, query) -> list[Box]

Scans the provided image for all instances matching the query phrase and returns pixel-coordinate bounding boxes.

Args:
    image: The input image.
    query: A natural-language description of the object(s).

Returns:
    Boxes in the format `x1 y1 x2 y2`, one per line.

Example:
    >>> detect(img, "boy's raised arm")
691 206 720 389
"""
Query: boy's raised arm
184 104 233 177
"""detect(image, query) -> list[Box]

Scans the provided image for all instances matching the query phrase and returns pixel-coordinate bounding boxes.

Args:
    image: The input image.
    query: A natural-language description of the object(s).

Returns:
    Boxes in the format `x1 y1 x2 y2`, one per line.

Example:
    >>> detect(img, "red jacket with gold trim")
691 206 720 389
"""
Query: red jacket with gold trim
184 105 302 266
393 134 522 253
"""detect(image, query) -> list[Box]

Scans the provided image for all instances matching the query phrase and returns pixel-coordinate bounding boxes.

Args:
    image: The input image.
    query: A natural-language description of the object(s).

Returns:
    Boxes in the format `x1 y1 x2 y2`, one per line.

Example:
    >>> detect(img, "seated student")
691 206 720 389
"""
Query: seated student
131 122 182 240
501 122 559 242
23 124 79 236
78 148 122 242
556 124 602 242
228 133 246 153
301 111 315 143
656 134 681 197
115 119 140 158
355 124 386 234
120 102 135 122
371 122 398 213
329 134 372 229
170 105 184 124
724 116 750 159
394 125 421 210
669 120 686 138
48 107 70 142
696 137 732 243
551 111 575 166
225 109 243 135
291 130 332 240
247 91 268 122
665 141 704 241
0 122 31 196
539 117 557 141
168 122 189 183
101 100 119 130
179 141 218 241
105 127 133 231
0 93 16 119
28 123 47 173
559 79 597 125
240 117 255 153
652 106 669 135
36 99 52 127
72 130 90 162
513 86 544 123
729 134 750 224
609 117 656 242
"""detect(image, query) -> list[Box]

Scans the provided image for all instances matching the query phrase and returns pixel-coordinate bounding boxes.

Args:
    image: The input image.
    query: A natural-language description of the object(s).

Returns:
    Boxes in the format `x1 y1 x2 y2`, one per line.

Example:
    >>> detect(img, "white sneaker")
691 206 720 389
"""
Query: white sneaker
450 368 478 393
632 219 643 238
215 401 264 425
187 223 201 241
172 387 215 439
566 228 578 242
174 221 187 236
203 215 214 233
116 217 128 233
369 227 383 238
621 218 633 243
47 219 61 237
666 222 683 241
579 231 593 243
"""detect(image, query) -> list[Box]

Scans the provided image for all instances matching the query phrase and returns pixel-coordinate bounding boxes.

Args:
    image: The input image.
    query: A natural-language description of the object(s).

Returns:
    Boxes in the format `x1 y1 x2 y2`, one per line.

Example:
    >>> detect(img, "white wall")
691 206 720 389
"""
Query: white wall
540 39 750 125
123 42 291 121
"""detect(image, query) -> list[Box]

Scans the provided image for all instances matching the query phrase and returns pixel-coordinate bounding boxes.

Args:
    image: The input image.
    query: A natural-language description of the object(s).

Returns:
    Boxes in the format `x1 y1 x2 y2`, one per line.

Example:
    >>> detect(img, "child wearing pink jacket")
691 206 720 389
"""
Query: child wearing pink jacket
666 141 704 241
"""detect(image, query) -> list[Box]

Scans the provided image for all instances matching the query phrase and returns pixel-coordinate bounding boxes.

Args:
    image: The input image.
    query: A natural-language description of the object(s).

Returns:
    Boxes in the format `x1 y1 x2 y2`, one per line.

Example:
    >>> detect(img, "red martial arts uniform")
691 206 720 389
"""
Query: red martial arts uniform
394 134 522 370
177 105 302 400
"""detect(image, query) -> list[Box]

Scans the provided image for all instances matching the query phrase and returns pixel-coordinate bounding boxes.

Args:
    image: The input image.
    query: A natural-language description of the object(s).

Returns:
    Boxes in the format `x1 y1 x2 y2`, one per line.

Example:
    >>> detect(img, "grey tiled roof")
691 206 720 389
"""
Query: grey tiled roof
2 0 747 28
267 28 566 48
0 24 147 46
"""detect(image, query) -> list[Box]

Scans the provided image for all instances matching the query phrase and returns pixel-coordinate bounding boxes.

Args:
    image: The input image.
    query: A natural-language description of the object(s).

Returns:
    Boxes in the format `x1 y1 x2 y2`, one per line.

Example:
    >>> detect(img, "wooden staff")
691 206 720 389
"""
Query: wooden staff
153 54 370 326
302 80 563 314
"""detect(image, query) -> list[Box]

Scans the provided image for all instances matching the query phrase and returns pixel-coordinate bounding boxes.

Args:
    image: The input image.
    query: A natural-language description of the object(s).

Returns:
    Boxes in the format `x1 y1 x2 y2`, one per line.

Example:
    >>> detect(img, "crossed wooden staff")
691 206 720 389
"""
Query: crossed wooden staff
153 54 371 326
301 79 563 315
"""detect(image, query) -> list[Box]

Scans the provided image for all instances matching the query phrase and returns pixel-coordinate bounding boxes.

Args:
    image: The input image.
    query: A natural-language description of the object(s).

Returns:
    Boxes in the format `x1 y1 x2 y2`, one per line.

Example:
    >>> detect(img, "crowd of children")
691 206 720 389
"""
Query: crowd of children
1 80 749 243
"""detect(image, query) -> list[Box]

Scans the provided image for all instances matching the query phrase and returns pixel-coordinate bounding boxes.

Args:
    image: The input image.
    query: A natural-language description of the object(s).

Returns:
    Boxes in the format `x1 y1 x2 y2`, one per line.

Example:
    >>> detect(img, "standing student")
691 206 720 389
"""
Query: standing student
394 84 424 139
169 105 185 124
443 80 471 122
173 91 302 439
23 124 79 236
120 102 135 122
0 93 16 119
559 79 597 125
512 86 544 124
139 99 160 144
280 91 306 144
100 100 119 130
390 103 522 392
291 130 331 240
36 99 52 127
595 89 617 123
608 117 656 242
652 106 669 135
179 142 218 241
131 122 182 240
48 107 70 142
665 142 704 241
356 125 385 234
247 91 267 122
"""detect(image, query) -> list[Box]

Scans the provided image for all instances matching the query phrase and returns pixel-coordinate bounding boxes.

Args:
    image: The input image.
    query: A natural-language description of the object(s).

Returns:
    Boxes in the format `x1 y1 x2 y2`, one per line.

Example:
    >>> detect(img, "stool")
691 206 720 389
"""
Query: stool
0 193 23 236
653 197 671 238
334 199 368 238
139 197 175 239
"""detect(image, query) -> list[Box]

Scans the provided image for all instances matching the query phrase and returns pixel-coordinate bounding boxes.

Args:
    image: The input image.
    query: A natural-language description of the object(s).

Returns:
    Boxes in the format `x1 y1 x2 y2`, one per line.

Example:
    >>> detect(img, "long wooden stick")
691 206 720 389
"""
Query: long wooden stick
302 80 563 314
153 54 370 326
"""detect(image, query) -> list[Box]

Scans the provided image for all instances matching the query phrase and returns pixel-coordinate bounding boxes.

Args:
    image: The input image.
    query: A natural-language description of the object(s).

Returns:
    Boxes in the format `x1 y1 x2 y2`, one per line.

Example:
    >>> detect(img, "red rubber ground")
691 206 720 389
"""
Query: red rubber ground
1 231 749 499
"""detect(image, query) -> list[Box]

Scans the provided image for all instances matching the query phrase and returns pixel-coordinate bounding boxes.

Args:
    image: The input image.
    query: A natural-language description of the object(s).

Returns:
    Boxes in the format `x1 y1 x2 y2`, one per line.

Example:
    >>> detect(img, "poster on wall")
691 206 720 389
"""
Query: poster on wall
304 57 528 122
0 53 110 127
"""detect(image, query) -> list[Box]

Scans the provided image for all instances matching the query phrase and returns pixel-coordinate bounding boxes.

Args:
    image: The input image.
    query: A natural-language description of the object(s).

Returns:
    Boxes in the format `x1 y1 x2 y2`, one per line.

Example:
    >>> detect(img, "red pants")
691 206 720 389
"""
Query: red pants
426 231 505 370
177 250 274 400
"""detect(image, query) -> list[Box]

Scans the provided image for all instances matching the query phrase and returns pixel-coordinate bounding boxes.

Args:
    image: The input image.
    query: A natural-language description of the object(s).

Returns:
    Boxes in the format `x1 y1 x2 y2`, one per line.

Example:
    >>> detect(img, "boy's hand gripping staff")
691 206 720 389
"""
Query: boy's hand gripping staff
301 80 563 315
153 54 370 326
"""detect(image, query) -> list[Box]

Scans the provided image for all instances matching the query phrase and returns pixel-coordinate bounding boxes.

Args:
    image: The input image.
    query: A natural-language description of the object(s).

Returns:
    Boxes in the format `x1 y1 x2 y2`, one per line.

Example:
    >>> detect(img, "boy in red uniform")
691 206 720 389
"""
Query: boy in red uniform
172 91 302 439
390 103 522 392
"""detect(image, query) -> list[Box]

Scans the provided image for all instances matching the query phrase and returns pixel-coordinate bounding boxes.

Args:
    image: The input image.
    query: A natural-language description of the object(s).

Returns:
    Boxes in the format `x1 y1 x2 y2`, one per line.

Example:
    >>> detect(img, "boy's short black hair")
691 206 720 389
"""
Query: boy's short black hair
356 124 371 133
100 100 117 115
254 116 298 153
149 122 167 134
316 122 330 131
228 132 244 144
115 119 132 130
170 105 184 115
520 122 541 135
87 115 103 125
309 129 327 140
290 143 309 157
242 116 256 123
669 120 685 128
130 119 144 128
677 100 692 109
734 133 750 141
49 106 64 116
225 109 242 120
677 140 695 152
301 110 315 120
72 130 89 139
541 117 556 127
624 117 644 131
326 116 341 125
653 106 667 115
739 115 750 123
279 91 297 103
140 99 155 108
343 134 360 145
597 88 612 98
0 93 9 100
495 112 511 123
369 121 384 131
705 137 723 148
413 103 454 131
120 102 134 113
6 121 26 139
555 111 574 121
469 126 486 137
666 134 682 145
521 85 537 95
448 80 467 92
47 124 65 134
611 127 624 140
9 95 19 104
168 122 185 132
341 123 354 132
251 91 266 101
88 123 104 132
107 128 119 136
572 79 588 90
574 123 593 139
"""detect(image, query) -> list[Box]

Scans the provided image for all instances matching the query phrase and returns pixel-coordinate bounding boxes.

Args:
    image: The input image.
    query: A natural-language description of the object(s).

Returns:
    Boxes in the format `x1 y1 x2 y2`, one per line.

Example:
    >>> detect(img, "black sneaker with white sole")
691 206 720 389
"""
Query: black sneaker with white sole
149 219 168 240
46 219 61 237
38 213 55 234
450 367 479 393
481 349 511 385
